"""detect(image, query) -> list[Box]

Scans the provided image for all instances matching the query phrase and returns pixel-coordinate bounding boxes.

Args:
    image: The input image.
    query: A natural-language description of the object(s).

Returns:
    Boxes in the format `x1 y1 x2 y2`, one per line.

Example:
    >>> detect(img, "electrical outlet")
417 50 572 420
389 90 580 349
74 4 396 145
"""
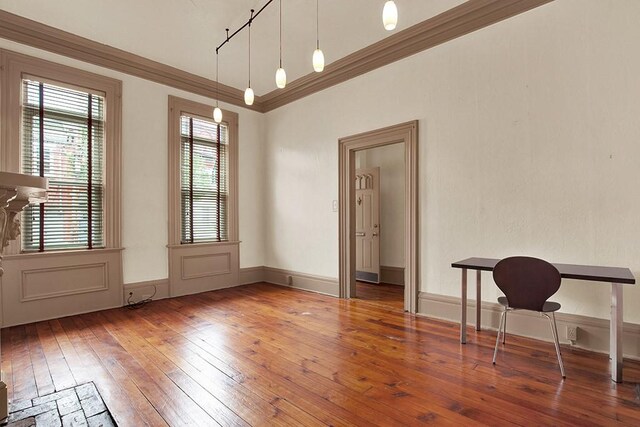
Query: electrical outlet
566 326 578 341
126 286 155 303
287 275 293 285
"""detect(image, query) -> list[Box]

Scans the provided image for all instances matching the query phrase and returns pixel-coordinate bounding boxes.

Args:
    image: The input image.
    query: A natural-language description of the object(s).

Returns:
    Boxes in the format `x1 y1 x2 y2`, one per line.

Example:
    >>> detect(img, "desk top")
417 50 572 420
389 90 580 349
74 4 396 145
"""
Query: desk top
452 257 635 285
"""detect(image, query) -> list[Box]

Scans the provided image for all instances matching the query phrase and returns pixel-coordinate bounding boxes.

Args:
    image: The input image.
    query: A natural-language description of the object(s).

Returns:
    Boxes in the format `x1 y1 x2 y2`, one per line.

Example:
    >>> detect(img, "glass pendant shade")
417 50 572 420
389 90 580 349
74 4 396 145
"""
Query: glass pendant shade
383 1 398 31
213 107 223 123
244 87 254 105
312 48 325 72
275 67 287 88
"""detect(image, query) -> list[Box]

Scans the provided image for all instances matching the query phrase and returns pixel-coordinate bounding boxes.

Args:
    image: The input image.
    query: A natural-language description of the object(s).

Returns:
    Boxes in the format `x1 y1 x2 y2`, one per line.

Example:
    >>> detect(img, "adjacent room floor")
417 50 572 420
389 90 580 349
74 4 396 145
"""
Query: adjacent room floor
355 281 404 310
2 283 639 426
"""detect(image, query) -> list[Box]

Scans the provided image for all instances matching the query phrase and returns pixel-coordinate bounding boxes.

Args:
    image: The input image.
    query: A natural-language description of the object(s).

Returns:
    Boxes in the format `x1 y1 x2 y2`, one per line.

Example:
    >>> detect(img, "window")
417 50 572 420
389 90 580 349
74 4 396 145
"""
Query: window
167 96 238 294
21 78 105 251
180 115 228 243
167 96 238 247
0 49 122 254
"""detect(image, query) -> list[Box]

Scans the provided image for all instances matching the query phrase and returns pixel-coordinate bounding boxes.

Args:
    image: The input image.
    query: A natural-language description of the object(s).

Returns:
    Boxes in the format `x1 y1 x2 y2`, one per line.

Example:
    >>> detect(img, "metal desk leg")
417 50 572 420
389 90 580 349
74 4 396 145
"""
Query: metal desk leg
476 270 481 331
461 268 467 344
611 283 623 383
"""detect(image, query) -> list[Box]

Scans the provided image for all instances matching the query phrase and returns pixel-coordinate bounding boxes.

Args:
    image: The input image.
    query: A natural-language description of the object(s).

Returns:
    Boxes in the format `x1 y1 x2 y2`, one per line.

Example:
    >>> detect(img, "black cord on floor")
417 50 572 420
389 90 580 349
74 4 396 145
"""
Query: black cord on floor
126 285 157 309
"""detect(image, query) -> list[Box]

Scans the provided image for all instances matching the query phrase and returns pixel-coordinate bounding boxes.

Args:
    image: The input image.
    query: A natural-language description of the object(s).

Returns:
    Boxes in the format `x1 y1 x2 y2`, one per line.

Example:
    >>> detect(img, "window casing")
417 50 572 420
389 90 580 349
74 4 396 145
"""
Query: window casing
21 78 105 251
0 49 122 254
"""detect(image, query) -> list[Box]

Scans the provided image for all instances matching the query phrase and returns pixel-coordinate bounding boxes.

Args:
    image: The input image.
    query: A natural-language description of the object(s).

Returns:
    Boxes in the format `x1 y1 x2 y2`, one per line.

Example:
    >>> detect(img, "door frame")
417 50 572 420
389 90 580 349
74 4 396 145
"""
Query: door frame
338 120 419 313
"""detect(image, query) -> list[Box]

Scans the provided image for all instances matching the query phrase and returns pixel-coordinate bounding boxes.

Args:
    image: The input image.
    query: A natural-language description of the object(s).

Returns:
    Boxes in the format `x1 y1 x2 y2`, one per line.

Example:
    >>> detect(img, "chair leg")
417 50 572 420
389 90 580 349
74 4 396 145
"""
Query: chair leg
547 312 566 378
493 309 506 365
503 311 507 344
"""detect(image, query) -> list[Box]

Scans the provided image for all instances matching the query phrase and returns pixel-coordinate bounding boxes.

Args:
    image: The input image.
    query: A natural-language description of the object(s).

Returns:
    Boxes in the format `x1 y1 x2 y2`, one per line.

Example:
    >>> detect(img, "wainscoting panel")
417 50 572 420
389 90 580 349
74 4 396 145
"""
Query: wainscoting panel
418 292 640 360
181 253 230 280
168 242 239 297
1 248 123 327
21 262 108 302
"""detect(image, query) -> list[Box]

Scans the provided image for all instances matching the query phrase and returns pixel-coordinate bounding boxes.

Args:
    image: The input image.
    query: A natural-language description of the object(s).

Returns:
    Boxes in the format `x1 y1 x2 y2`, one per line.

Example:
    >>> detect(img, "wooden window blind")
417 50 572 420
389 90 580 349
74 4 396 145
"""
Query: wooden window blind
21 78 105 251
180 115 228 243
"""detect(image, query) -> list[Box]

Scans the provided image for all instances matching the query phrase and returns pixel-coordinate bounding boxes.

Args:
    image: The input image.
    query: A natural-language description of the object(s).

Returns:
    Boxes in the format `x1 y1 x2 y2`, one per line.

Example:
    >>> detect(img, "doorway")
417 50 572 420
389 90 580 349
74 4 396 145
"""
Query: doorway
338 121 419 313
354 145 405 310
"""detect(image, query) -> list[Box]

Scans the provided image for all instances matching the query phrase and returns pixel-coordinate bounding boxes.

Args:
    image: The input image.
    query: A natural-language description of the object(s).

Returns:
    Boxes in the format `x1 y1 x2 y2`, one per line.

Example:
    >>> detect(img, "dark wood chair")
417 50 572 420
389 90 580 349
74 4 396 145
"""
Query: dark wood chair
492 256 566 378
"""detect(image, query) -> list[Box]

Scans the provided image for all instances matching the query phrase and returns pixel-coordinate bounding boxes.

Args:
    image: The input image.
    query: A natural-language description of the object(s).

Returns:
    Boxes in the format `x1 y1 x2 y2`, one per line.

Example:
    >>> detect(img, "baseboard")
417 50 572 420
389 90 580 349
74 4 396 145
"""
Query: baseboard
380 265 404 286
263 267 338 297
418 292 640 360
123 279 170 305
239 266 265 285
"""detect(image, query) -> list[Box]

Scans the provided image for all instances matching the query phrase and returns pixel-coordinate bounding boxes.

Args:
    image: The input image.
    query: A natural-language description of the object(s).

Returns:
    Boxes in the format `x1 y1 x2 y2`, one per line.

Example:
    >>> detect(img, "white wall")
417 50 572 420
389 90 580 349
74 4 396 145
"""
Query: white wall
264 0 640 323
0 39 266 284
356 144 405 268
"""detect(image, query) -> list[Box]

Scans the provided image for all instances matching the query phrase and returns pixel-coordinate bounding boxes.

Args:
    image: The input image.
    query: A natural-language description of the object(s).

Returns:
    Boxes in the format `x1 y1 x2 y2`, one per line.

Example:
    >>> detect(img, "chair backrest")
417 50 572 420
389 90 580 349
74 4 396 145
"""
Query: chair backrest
493 256 561 311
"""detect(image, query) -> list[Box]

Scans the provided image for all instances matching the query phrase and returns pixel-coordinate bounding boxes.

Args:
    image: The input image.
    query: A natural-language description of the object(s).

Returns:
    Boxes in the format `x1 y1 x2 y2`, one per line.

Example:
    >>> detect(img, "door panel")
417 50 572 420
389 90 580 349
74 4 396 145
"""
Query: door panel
355 167 380 283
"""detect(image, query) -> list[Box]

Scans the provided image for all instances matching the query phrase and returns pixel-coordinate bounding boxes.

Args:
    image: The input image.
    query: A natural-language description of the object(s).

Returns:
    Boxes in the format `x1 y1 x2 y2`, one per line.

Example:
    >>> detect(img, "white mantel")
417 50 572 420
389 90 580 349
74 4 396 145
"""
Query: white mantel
0 171 48 420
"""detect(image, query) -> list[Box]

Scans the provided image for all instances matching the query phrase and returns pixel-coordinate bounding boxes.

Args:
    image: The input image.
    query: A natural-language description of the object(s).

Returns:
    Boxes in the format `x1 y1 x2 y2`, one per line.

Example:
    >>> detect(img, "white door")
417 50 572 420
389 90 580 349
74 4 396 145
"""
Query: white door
355 167 380 283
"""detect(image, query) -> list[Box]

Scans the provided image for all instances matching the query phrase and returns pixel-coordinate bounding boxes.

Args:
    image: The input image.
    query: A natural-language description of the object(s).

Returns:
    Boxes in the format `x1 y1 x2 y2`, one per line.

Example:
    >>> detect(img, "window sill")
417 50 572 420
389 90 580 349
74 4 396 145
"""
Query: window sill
5 247 124 261
167 241 240 249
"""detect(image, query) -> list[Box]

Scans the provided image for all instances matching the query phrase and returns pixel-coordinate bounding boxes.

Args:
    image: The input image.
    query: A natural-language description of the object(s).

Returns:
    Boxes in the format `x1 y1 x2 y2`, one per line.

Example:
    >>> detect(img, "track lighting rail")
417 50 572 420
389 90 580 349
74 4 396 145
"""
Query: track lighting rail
215 0 274 54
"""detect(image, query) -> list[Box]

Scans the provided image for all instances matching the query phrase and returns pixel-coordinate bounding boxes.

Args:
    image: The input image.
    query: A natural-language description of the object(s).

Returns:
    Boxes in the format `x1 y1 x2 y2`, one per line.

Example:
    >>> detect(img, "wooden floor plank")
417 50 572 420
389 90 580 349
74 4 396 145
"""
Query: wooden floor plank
2 283 639 426
34 321 77 391
24 323 55 396
7 326 37 404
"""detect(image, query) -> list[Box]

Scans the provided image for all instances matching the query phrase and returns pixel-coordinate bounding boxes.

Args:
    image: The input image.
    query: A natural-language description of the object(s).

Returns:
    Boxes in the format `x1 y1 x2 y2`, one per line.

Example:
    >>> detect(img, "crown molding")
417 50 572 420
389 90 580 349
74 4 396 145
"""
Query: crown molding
0 10 262 112
0 0 553 114
260 0 554 112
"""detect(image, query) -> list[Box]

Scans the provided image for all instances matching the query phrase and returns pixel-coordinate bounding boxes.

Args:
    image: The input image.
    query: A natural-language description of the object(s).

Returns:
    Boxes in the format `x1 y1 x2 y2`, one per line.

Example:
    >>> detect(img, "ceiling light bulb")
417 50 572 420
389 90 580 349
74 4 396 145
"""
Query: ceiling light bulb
313 48 325 72
244 87 254 105
275 67 287 88
213 107 223 123
383 1 398 31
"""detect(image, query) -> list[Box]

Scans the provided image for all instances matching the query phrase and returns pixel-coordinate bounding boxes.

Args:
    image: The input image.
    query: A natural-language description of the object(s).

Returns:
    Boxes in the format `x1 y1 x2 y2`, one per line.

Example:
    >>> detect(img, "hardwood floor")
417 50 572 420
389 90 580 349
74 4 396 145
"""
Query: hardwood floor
2 283 639 426
355 281 404 310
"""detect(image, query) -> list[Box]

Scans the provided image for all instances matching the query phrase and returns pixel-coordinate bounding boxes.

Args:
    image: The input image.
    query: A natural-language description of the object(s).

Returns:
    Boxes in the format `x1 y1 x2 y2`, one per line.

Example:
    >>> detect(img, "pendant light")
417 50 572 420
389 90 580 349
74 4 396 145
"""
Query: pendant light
275 0 287 88
312 0 324 72
244 10 255 106
213 51 223 123
383 1 398 31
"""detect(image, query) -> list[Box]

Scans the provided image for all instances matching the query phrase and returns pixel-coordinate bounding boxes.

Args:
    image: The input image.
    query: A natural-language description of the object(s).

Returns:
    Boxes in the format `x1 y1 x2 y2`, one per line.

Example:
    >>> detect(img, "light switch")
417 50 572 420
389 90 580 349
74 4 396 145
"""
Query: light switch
332 200 338 212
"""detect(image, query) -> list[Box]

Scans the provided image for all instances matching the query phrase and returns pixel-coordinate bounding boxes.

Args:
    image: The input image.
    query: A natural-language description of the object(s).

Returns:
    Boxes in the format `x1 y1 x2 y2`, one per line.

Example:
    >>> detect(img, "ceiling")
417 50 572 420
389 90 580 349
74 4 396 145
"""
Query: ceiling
0 0 465 96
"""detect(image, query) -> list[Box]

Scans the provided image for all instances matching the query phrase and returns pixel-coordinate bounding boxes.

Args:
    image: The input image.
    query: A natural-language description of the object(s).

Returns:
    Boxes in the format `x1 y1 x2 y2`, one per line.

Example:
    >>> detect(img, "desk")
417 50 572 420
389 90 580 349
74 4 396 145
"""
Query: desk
451 257 635 383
